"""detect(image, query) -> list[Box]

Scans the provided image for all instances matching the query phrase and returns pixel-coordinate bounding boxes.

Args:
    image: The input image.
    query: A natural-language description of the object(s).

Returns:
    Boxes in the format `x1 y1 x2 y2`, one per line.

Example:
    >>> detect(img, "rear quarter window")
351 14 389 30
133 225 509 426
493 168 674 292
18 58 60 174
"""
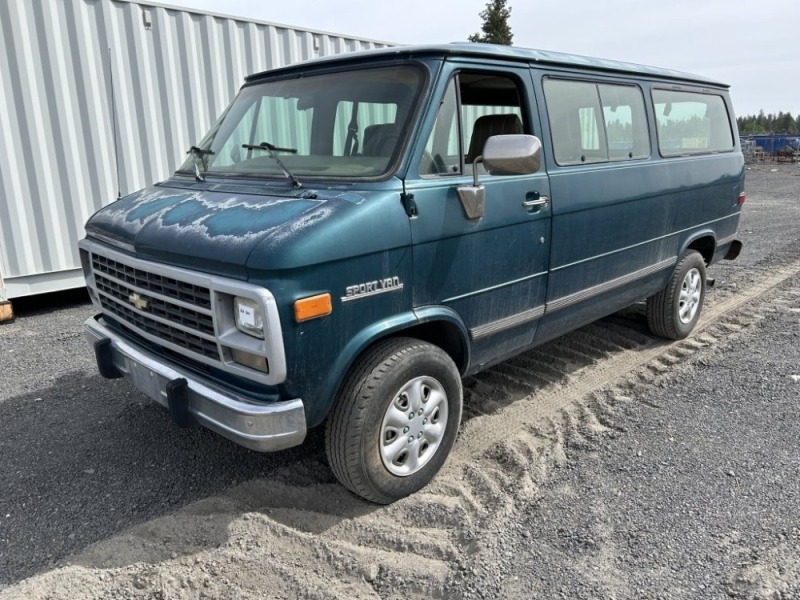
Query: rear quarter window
652 89 734 156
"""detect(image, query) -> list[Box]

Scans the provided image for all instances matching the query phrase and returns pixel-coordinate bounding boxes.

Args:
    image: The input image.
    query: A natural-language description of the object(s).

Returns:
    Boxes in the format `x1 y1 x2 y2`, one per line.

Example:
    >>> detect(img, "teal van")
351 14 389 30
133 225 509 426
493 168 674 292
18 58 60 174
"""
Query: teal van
80 43 744 503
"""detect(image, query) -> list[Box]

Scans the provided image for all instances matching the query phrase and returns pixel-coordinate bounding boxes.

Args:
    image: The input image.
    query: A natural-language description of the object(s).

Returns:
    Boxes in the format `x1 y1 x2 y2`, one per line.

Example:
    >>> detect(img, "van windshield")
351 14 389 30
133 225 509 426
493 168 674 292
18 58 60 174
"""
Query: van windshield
177 65 424 181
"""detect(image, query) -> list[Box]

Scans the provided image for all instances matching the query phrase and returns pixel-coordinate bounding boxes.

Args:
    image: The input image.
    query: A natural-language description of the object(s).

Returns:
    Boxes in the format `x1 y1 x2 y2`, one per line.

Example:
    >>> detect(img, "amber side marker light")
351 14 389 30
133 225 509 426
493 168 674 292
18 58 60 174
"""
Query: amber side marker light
295 293 333 322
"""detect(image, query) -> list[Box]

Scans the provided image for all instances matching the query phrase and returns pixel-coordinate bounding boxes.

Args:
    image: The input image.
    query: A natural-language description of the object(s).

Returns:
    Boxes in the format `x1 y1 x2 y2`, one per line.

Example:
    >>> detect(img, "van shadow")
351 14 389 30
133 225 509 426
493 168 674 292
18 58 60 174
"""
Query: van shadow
461 303 654 420
0 304 655 584
0 371 376 584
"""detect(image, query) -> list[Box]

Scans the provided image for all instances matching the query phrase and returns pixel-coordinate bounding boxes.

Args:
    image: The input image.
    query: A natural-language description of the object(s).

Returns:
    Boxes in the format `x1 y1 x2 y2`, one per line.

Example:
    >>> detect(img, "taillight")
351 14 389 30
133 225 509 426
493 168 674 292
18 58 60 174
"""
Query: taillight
737 192 746 205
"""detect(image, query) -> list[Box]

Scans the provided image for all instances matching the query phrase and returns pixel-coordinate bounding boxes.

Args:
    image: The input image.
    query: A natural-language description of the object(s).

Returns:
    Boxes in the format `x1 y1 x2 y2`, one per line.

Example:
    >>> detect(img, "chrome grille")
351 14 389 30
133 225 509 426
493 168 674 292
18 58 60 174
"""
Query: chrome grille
90 254 219 361
92 255 211 308
81 238 288 386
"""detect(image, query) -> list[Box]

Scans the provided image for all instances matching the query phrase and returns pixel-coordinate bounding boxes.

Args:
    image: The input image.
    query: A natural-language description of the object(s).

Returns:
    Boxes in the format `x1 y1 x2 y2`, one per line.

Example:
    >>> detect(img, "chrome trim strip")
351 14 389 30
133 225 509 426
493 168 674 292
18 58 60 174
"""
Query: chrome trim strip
84 317 306 452
443 271 548 304
470 305 545 340
546 257 676 314
550 213 739 273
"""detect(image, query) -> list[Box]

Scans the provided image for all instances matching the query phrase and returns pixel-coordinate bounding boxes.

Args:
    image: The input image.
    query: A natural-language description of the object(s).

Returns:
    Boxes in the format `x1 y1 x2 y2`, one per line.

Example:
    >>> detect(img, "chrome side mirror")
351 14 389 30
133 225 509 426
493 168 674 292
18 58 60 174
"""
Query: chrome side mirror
456 134 543 220
455 182 485 221
483 134 542 175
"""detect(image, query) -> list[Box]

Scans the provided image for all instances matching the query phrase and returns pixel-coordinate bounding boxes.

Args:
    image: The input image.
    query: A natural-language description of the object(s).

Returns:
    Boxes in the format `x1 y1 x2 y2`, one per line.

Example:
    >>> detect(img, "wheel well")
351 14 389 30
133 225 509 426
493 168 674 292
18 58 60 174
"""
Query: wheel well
392 320 468 374
687 236 715 265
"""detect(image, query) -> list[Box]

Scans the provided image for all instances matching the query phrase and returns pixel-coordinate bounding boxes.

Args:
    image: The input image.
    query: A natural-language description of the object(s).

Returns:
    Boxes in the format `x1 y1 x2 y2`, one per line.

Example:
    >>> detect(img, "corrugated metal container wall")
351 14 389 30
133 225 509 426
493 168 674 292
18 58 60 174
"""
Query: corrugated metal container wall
0 0 390 301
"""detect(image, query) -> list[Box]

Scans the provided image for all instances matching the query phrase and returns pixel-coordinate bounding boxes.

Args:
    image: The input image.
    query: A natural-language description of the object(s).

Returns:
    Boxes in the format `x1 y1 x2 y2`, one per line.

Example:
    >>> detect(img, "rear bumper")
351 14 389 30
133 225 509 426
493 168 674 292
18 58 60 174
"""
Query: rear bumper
84 316 307 452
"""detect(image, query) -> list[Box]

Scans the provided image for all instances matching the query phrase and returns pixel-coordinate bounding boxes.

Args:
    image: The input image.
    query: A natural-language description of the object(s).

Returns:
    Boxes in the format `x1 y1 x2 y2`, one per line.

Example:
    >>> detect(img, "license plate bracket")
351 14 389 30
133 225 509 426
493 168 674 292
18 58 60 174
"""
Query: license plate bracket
128 359 166 406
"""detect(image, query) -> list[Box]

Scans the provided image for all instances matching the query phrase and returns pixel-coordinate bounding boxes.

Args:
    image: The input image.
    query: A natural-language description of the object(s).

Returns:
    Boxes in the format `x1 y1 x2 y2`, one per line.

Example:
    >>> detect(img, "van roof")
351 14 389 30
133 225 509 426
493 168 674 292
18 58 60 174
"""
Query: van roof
246 42 727 88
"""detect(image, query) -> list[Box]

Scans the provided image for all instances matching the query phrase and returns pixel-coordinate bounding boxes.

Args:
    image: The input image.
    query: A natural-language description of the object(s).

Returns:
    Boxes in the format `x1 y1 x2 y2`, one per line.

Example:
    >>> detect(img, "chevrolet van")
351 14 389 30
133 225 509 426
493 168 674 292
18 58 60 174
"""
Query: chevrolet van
80 43 744 503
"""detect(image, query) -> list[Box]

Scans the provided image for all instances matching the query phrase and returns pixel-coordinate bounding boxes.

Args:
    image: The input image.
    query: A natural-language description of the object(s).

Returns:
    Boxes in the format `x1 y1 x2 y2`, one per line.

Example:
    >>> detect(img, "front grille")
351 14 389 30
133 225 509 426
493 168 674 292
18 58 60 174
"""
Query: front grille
92 255 211 308
91 254 219 361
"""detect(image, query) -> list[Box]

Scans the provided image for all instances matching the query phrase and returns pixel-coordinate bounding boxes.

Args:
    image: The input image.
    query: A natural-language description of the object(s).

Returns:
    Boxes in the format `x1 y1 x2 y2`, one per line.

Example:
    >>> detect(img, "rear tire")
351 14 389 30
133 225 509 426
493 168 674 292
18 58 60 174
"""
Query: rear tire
647 250 706 340
325 337 462 504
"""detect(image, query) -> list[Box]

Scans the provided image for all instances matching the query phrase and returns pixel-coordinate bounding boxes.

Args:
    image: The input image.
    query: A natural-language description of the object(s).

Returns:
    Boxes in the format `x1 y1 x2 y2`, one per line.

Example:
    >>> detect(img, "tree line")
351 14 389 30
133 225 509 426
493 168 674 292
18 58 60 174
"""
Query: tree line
737 111 800 135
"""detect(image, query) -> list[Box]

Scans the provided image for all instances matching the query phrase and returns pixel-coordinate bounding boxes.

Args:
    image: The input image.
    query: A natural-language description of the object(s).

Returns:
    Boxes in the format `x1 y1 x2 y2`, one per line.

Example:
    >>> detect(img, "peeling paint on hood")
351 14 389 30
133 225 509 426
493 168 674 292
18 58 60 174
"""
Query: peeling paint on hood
85 184 349 277
85 182 410 279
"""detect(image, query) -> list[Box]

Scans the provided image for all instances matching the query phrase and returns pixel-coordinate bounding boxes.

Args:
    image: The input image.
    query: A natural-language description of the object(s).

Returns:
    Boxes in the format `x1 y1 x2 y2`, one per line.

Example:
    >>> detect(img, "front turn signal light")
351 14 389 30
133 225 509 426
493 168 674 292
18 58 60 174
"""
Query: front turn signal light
231 349 269 373
295 293 332 323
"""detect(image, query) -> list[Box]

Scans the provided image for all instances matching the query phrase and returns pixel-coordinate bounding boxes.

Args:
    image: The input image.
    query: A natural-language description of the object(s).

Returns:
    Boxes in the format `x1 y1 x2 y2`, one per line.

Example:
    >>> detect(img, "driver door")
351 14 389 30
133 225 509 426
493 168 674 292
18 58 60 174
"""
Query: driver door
404 65 551 372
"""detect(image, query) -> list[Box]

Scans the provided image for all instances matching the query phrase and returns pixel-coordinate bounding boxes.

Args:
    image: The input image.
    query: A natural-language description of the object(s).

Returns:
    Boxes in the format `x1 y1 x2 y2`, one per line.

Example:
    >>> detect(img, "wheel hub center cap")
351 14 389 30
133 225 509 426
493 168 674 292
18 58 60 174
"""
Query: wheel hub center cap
380 376 448 477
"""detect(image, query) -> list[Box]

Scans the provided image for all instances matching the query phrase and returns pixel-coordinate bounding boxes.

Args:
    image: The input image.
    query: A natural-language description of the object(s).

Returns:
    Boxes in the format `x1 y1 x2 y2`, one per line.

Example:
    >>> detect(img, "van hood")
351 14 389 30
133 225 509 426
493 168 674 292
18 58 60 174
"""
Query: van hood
85 182 395 278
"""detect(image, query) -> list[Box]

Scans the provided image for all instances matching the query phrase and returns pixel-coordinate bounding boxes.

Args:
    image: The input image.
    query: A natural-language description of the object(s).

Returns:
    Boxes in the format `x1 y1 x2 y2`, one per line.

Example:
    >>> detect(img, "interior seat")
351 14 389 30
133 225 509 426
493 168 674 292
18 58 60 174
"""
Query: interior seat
465 114 523 163
361 123 400 157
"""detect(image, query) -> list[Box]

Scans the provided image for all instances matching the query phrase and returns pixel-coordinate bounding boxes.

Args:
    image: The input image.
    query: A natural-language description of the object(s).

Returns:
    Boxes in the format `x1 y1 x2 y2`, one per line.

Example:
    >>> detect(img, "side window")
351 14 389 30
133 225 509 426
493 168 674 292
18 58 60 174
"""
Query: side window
578 107 601 152
461 104 523 155
599 84 649 160
544 78 650 166
421 79 461 175
543 79 607 165
421 72 528 177
652 89 734 155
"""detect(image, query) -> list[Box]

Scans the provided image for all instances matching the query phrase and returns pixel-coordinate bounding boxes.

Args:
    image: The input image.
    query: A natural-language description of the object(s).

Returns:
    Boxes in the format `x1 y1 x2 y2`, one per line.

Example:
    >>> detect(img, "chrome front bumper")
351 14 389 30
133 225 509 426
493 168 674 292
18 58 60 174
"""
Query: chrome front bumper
84 316 307 452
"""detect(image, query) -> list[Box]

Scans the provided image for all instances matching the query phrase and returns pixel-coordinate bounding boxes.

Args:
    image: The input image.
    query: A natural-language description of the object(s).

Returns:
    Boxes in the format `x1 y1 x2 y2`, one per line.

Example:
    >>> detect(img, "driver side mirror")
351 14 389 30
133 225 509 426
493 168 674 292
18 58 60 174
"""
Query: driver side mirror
457 134 543 220
483 134 542 175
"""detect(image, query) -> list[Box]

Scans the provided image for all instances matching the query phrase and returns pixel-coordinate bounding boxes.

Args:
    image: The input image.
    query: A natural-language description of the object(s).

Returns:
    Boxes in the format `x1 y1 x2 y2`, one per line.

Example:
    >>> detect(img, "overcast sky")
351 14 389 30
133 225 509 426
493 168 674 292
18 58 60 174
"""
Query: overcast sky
162 0 799 118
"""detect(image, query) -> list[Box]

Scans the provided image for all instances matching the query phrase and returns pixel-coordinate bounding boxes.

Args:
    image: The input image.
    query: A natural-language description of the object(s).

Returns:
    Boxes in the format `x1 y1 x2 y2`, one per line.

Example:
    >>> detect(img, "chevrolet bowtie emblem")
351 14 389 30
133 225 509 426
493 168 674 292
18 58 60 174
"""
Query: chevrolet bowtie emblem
129 293 149 310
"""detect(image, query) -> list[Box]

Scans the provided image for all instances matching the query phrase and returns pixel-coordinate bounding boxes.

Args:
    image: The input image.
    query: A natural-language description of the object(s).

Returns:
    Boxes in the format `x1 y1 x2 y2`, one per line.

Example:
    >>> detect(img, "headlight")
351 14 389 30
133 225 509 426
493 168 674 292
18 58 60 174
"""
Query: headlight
234 296 264 338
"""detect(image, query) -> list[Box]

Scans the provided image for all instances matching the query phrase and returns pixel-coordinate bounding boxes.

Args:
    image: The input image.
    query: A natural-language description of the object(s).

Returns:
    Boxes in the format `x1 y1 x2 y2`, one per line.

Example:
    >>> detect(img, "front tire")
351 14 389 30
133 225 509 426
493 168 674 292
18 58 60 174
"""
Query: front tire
325 337 463 504
647 250 706 340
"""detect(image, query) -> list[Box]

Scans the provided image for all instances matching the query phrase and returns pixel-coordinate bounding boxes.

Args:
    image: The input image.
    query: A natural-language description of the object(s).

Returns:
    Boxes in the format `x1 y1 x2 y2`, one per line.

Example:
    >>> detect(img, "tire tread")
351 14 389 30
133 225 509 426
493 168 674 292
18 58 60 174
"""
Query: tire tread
326 337 445 504
647 250 705 340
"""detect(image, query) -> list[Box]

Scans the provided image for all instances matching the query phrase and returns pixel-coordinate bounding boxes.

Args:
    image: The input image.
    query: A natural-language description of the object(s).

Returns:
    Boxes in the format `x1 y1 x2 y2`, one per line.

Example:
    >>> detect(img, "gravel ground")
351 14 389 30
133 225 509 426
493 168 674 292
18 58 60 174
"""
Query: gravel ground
0 292 322 583
501 275 800 599
0 162 798 598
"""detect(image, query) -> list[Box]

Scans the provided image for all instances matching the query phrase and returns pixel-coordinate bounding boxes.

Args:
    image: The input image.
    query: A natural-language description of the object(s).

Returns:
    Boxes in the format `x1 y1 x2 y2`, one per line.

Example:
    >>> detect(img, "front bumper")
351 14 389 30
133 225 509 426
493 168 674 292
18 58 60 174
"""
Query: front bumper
84 316 307 452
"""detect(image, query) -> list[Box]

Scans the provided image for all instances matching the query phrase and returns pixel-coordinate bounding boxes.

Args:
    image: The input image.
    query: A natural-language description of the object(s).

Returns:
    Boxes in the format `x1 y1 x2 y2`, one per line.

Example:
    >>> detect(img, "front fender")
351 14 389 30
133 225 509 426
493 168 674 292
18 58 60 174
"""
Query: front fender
309 306 470 427
412 305 472 371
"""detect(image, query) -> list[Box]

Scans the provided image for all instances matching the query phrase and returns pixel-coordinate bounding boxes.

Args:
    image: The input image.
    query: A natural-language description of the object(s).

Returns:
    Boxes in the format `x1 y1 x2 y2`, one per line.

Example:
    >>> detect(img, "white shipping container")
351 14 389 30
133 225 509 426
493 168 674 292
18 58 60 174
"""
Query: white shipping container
0 0 390 303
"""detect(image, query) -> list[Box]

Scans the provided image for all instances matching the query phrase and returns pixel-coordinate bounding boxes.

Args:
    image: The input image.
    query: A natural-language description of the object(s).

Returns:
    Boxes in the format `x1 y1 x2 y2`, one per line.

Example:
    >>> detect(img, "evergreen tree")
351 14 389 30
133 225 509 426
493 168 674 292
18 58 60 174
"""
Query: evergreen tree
777 111 794 132
737 110 800 135
468 0 513 45
756 109 766 131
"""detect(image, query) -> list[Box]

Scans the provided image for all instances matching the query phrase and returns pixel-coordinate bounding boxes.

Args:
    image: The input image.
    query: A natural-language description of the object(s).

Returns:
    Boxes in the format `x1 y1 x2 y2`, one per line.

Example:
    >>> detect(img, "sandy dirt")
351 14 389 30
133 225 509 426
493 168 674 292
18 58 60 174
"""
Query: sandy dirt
2 164 799 599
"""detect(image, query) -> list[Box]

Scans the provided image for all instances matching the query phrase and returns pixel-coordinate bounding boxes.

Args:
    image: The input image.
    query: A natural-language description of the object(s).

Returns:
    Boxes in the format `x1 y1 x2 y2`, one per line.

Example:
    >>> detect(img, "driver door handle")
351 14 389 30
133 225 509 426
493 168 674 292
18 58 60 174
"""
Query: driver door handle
522 195 549 209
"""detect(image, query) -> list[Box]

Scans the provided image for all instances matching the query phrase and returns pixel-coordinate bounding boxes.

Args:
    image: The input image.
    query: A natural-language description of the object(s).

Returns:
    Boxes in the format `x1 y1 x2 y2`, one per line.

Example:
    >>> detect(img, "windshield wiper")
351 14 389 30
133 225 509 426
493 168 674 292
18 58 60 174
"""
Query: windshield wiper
242 142 302 188
186 146 215 182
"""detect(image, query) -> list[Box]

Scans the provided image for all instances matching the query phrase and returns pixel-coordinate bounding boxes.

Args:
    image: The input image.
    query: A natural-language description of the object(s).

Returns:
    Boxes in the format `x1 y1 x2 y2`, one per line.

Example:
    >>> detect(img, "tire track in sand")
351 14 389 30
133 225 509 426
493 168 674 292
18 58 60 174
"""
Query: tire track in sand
3 261 799 600
453 260 800 462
